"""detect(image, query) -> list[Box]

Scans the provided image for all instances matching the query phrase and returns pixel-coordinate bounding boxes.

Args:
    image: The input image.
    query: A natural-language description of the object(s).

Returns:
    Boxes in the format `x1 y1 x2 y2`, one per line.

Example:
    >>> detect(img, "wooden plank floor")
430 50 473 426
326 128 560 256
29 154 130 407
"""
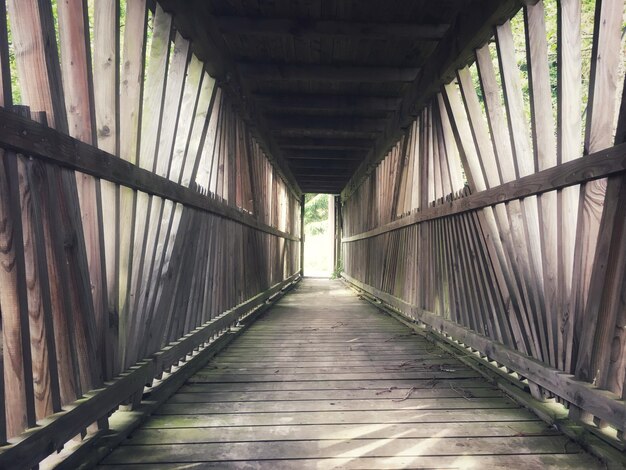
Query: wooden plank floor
99 279 603 469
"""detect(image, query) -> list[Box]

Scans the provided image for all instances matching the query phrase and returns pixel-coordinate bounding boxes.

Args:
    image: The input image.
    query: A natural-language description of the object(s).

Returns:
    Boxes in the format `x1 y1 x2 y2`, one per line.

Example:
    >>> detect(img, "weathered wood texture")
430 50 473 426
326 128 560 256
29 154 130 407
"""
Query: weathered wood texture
342 0 626 448
0 0 302 466
99 279 602 469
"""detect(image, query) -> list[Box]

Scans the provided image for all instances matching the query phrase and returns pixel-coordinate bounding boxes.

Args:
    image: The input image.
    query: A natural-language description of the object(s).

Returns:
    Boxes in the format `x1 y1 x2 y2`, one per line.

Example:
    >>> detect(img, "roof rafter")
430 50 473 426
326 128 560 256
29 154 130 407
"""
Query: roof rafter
214 17 450 40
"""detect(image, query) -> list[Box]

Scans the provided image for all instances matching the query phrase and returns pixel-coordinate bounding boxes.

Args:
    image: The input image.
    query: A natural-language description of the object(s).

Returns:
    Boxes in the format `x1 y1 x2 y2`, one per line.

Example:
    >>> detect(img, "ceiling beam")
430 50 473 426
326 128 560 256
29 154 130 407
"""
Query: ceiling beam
238 63 420 83
301 189 343 194
267 116 387 133
301 184 343 188
277 137 375 150
300 184 344 188
283 148 366 160
255 93 402 112
288 161 357 170
293 172 353 180
300 182 345 187
292 165 354 173
273 129 380 139
297 178 350 185
215 17 450 41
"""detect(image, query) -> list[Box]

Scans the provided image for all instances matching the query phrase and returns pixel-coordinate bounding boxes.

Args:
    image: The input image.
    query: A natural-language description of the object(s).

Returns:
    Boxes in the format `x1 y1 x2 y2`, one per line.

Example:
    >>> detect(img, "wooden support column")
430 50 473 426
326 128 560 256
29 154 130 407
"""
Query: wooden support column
334 196 342 275
300 195 305 275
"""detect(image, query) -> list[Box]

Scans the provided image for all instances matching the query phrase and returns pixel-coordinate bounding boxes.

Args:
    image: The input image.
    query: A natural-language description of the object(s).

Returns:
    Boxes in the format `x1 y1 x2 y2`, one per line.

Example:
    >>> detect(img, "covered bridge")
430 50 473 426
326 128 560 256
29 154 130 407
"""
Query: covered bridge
0 0 626 468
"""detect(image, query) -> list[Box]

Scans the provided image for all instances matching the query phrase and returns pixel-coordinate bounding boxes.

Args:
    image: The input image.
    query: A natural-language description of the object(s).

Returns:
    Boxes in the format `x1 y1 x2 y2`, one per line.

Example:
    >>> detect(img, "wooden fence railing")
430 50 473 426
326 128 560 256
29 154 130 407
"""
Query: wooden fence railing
342 0 626 449
0 0 302 467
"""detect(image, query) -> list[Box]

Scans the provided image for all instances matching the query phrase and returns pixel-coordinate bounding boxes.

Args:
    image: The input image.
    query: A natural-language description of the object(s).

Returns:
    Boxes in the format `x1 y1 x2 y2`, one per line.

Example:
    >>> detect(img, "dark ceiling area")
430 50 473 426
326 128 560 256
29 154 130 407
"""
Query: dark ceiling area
161 0 503 194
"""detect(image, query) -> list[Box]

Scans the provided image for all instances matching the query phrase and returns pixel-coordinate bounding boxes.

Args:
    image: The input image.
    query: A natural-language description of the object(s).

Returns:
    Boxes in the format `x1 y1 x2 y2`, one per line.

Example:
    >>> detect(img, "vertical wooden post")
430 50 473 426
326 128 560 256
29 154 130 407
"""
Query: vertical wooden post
334 195 342 276
327 194 335 275
300 195 305 276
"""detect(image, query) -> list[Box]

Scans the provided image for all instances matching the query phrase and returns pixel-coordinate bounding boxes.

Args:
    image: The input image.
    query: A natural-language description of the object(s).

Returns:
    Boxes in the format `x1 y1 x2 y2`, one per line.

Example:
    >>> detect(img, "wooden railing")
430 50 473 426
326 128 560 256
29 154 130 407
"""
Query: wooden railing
0 267 300 469
0 0 303 467
341 0 626 451
0 105 302 467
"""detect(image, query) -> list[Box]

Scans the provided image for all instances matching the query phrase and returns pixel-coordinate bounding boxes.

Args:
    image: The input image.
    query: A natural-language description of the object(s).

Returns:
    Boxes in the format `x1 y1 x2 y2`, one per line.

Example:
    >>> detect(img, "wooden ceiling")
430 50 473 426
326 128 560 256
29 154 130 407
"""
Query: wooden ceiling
162 0 518 195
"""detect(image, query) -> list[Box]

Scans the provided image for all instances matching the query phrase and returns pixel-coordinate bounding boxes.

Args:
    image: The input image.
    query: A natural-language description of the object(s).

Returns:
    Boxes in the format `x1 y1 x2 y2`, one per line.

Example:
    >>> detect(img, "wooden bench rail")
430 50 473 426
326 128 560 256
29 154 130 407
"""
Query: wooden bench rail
342 142 626 242
0 273 301 469
342 273 626 435
0 107 299 242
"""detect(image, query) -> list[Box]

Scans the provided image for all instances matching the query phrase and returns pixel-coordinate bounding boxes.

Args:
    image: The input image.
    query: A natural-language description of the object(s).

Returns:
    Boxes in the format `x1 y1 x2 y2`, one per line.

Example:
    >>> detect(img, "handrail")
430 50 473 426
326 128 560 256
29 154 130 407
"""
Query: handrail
342 142 626 242
0 107 299 241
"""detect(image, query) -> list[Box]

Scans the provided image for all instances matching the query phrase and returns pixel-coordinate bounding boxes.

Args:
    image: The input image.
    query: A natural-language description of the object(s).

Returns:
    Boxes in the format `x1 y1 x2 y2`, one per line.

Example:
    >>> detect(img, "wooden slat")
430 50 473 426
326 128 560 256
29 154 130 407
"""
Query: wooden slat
125 4 172 369
116 0 147 378
6 0 68 132
495 20 546 368
0 0 10 106
129 29 190 367
58 0 107 395
93 0 120 380
17 149 61 420
0 149 36 438
571 0 624 383
556 0 582 375
0 0 9 443
101 279 600 469
100 455 603 469
525 0 559 369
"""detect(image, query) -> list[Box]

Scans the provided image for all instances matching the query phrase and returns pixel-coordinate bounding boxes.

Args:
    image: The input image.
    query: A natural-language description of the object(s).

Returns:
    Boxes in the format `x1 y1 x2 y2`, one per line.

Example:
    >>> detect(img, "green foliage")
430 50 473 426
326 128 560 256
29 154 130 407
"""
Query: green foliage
304 193 329 236
6 5 21 104
467 0 607 151
331 258 344 279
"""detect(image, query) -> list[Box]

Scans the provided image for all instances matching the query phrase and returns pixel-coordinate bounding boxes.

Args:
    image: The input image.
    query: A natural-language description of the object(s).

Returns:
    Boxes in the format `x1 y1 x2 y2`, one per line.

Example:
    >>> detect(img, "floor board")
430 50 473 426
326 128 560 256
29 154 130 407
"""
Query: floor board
99 279 603 469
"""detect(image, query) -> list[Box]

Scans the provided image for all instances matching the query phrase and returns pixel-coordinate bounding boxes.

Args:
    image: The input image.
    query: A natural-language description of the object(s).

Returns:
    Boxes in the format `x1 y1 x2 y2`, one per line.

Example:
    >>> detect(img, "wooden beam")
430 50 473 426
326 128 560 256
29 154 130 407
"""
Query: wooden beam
272 129 380 139
255 93 402 112
342 142 626 243
267 116 386 133
0 107 298 241
342 0 521 200
297 174 350 181
301 186 343 189
288 161 357 170
284 149 366 160
238 63 419 83
292 170 353 178
215 17 450 40
277 137 375 150
301 189 343 194
301 186 344 189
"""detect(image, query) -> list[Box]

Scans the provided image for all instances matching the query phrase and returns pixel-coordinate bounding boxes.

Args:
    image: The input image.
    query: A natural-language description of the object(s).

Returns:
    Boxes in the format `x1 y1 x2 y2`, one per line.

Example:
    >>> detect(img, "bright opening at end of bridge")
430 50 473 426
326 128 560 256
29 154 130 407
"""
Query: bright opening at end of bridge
303 193 336 278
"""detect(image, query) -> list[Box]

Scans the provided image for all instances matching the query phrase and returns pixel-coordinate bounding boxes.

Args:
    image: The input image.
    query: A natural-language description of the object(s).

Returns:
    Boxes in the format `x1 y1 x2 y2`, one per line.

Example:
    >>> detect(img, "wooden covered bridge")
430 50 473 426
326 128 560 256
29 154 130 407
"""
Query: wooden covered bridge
0 0 625 468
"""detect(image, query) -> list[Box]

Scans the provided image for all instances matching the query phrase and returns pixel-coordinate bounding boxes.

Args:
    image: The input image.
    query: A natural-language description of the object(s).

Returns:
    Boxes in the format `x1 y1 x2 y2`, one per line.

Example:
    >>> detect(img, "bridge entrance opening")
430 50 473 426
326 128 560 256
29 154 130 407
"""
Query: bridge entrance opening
303 193 335 277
